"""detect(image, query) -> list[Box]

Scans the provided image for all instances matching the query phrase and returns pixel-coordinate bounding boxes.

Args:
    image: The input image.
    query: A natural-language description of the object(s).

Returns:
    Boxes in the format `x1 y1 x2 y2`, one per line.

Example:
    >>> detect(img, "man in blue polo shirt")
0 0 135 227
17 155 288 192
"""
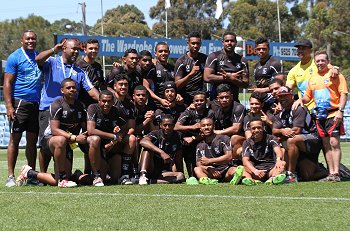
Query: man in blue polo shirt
4 30 41 187
35 38 99 172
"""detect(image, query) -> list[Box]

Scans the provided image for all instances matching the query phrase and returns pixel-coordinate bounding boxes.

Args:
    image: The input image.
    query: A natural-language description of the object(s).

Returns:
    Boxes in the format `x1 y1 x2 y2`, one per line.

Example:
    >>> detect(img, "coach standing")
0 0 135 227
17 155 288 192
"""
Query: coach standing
4 30 41 187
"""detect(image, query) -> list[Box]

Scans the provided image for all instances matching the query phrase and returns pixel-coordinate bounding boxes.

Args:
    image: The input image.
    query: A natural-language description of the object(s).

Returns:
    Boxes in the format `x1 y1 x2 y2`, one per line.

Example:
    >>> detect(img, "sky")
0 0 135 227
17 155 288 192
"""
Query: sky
0 0 159 27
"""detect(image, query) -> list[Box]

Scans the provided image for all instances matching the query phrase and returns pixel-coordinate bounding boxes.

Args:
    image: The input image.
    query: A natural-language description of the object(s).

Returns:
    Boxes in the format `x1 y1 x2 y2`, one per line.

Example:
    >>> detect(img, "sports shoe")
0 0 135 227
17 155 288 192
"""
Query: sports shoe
199 177 218 185
242 178 256 186
58 179 77 188
25 178 44 186
16 165 32 186
230 165 244 185
120 175 133 185
265 177 274 185
186 176 199 185
272 173 286 185
320 174 341 182
93 177 104 187
5 176 16 187
284 172 298 183
332 174 341 182
139 175 148 185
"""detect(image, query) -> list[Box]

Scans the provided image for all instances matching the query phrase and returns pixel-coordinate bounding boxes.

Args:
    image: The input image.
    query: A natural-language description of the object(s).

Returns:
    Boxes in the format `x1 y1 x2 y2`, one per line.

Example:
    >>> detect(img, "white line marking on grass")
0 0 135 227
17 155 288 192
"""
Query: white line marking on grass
1 191 350 201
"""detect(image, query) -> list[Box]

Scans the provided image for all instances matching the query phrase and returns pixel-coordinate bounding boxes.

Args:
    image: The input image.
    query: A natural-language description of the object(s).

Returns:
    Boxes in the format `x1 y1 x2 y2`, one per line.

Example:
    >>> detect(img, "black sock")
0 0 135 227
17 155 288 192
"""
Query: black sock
93 170 101 178
27 169 38 179
121 154 131 176
58 171 67 180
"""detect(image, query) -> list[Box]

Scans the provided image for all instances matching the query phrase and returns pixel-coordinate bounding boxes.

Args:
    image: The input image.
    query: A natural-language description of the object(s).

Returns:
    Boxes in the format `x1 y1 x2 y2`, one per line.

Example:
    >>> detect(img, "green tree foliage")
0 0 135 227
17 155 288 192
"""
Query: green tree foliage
305 0 350 88
0 15 54 60
149 0 229 39
92 4 152 37
226 0 304 42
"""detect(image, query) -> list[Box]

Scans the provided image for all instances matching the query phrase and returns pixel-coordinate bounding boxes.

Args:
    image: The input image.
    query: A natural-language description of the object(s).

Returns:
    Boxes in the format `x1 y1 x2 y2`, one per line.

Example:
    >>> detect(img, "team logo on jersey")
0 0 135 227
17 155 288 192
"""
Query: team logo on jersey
96 118 102 126
157 70 161 78
186 65 190 72
200 150 205 156
262 68 267 74
309 68 313 75
172 144 177 152
236 64 241 69
214 147 220 154
72 70 77 76
219 61 225 66
125 109 130 115
62 111 68 118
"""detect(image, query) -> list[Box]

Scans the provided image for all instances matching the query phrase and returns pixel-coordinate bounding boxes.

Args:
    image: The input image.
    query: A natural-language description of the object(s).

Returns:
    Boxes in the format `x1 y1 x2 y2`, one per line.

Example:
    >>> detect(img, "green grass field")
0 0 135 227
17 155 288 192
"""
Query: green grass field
1 144 350 231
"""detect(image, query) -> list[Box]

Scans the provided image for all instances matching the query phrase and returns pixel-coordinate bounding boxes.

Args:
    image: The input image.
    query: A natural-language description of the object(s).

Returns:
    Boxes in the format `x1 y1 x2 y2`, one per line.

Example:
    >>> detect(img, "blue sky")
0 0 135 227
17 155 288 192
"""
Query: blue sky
0 0 159 27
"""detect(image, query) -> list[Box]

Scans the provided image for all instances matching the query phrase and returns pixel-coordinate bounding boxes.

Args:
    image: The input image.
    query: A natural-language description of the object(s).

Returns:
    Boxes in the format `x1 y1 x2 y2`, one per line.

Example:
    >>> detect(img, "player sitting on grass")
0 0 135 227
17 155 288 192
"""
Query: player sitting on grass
241 117 286 186
138 114 185 185
17 79 89 187
192 117 244 185
86 90 129 185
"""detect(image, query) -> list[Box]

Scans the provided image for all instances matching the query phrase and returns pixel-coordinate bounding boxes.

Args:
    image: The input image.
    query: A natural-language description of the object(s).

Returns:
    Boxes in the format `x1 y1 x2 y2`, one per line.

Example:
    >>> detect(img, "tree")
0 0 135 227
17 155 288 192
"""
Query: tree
226 0 304 42
149 0 229 39
51 19 88 35
0 15 54 60
92 4 152 37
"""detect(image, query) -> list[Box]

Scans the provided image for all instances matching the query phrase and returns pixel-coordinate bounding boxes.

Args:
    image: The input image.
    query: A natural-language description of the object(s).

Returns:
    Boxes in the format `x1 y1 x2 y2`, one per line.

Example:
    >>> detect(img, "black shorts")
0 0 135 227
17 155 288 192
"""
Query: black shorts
182 143 197 165
254 162 275 172
298 134 322 163
148 156 172 179
41 135 74 162
316 118 345 138
10 99 39 134
100 139 120 161
38 110 50 144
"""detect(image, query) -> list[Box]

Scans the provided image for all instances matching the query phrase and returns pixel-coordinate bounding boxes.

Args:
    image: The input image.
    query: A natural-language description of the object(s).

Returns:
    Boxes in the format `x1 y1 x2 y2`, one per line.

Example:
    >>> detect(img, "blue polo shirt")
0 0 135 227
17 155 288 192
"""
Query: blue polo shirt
5 48 41 102
39 56 94 110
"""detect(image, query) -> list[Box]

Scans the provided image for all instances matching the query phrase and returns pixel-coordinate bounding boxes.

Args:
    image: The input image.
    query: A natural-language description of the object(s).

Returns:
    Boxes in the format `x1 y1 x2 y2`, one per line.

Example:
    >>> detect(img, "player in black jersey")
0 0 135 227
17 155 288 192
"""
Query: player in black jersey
138 50 154 78
139 115 185 185
87 90 128 185
75 38 105 107
143 42 183 107
132 85 156 137
243 92 274 139
252 37 282 110
174 31 207 105
209 84 246 159
106 48 142 98
242 117 286 186
194 117 244 185
272 87 326 182
112 73 137 184
204 31 249 101
40 79 88 187
153 81 186 127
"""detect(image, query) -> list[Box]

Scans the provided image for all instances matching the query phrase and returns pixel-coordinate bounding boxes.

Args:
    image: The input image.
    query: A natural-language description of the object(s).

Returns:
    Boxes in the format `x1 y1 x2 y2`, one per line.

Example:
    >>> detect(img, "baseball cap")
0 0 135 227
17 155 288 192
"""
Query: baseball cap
163 81 177 91
277 86 293 96
294 39 312 48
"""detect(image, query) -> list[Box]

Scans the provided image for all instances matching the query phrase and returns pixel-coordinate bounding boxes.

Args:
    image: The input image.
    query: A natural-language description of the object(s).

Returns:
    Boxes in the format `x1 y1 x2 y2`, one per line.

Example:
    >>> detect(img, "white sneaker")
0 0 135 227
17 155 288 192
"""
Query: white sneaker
120 175 133 185
139 175 148 185
5 176 16 187
93 177 104 187
16 165 32 186
58 179 77 188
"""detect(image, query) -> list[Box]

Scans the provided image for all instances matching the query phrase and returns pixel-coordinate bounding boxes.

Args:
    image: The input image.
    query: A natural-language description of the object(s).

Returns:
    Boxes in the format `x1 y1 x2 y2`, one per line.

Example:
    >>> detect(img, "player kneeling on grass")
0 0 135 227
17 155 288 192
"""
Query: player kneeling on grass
138 114 185 185
17 79 91 188
86 90 129 185
241 117 286 186
191 117 244 185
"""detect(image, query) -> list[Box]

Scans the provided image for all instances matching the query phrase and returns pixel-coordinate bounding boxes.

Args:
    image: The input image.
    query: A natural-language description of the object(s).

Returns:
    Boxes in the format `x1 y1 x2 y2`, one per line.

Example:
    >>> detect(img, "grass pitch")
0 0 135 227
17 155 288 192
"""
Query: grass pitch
1 144 350 231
